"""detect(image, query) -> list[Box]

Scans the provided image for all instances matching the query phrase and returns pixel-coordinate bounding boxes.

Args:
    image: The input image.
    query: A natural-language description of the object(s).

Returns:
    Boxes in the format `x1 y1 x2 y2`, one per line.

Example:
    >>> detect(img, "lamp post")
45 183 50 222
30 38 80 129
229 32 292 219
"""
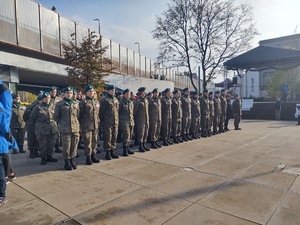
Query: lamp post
134 42 141 76
93 18 101 35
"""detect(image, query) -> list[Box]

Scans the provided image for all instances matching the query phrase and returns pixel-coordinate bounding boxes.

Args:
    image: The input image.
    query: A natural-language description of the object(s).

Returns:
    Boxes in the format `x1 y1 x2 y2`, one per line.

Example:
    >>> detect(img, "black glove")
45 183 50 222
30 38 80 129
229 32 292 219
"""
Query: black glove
5 132 13 143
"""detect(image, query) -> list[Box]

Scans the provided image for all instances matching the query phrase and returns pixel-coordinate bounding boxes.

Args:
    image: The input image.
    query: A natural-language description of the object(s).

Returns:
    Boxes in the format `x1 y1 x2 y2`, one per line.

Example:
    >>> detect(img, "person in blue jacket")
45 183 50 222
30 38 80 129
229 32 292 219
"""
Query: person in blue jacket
0 80 13 143
0 101 11 205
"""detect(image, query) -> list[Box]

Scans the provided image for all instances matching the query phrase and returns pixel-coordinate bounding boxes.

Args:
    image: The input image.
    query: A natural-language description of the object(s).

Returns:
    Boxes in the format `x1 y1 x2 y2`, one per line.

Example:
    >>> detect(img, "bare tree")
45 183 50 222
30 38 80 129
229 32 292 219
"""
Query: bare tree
153 0 258 90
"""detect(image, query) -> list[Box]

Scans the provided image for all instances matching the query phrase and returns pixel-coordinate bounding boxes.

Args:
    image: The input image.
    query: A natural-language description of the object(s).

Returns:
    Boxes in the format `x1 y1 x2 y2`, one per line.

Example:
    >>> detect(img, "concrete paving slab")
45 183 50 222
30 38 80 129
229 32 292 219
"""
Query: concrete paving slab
267 192 300 225
114 162 182 186
235 164 296 190
198 181 285 224
194 156 253 178
0 198 68 225
149 171 226 202
290 176 300 193
41 176 142 217
164 204 258 225
72 188 191 225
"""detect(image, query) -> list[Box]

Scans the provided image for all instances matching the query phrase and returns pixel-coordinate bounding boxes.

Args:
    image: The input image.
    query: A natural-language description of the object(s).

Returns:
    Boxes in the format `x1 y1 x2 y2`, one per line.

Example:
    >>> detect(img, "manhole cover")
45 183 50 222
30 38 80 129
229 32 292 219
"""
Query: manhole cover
183 167 194 171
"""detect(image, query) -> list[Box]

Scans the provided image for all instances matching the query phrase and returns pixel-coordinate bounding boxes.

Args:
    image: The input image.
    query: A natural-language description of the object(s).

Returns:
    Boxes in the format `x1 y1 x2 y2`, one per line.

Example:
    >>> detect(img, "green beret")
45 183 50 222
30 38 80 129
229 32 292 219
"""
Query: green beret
116 91 122 96
215 90 220 94
106 84 115 91
138 87 146 92
203 89 208 93
182 87 189 92
50 86 58 91
173 89 179 94
63 86 74 93
209 91 213 95
152 88 158 93
221 89 226 92
38 90 44 95
41 92 50 99
12 93 20 99
84 85 94 93
163 88 170 93
123 88 130 94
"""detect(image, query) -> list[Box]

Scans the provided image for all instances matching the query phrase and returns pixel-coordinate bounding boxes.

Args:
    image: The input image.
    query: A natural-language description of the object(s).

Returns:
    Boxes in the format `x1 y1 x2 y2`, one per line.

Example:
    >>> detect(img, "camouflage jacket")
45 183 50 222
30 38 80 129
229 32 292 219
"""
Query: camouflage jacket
10 103 26 129
161 96 172 120
208 97 214 117
148 96 161 122
100 94 119 127
30 102 58 135
23 100 39 123
50 96 62 107
232 99 242 116
181 94 191 117
172 97 182 122
118 98 134 127
133 96 149 125
79 97 100 132
200 96 210 115
191 97 201 118
214 97 222 115
220 95 227 114
54 99 80 133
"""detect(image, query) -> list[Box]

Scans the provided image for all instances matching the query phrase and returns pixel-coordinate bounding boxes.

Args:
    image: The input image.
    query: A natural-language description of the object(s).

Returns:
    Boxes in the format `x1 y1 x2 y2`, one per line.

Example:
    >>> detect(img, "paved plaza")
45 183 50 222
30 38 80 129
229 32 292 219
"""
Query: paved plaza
0 120 299 225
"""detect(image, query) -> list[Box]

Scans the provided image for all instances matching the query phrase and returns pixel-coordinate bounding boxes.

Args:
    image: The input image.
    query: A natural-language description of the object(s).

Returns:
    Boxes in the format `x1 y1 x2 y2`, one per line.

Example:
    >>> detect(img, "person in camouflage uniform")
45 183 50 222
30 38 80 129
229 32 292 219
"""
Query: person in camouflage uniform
171 89 182 144
54 87 80 170
118 88 135 156
10 93 26 154
181 87 192 141
219 89 227 133
232 94 242 130
23 91 43 158
100 85 120 160
213 91 222 134
30 92 58 165
78 85 101 165
161 88 173 146
208 91 214 135
200 90 210 137
133 87 149 152
148 88 162 149
190 91 201 139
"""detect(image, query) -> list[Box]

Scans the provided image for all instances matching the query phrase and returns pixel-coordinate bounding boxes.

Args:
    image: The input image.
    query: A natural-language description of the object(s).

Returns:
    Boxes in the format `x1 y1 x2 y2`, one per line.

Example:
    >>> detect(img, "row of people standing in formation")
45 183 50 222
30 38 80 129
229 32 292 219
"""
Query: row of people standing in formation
10 85 242 171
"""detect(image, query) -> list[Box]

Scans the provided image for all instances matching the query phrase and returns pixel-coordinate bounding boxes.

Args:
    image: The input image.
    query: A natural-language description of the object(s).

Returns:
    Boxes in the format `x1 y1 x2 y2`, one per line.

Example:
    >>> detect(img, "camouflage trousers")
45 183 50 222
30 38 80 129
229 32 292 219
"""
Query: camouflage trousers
120 124 134 146
208 114 214 131
61 132 80 160
190 116 200 134
82 130 98 156
234 114 241 128
213 114 221 132
136 122 149 143
11 127 26 149
26 125 39 150
35 132 57 158
201 114 209 133
172 119 181 137
161 118 171 140
181 116 191 135
103 125 118 150
148 119 161 142
219 113 226 130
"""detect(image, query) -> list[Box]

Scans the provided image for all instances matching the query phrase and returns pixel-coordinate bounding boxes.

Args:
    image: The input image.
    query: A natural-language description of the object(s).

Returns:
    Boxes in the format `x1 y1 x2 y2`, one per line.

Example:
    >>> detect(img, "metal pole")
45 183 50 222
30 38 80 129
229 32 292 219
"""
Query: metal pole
134 42 141 76
93 19 101 35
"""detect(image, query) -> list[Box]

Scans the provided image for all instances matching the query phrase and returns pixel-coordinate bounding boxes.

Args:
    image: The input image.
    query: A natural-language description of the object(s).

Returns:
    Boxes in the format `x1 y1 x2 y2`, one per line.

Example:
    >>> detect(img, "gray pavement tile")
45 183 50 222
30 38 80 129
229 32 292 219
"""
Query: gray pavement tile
223 149 269 164
235 164 296 190
41 175 142 217
113 162 182 186
14 167 107 198
194 156 253 178
267 192 300 225
290 176 300 193
149 171 226 202
0 198 68 225
164 204 258 225
71 188 191 225
198 181 285 224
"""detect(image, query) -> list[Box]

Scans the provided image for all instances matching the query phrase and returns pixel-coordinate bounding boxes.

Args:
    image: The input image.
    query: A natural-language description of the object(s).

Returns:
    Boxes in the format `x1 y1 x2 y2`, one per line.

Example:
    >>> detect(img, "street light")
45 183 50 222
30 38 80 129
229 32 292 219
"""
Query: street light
93 18 101 35
134 42 141 76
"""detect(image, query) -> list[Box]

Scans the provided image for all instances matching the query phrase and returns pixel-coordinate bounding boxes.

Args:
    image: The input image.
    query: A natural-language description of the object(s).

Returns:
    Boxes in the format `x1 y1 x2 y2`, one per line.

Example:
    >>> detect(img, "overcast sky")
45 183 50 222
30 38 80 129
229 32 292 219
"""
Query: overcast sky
35 0 300 76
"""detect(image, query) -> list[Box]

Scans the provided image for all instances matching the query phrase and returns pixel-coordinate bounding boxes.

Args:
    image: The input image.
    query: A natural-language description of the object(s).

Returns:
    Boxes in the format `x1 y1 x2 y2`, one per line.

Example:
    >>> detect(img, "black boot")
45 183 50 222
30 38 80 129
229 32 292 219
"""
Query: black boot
40 157 47 165
86 155 93 165
19 146 26 153
70 158 77 169
47 155 58 162
143 142 150 151
128 147 135 155
134 140 139 146
187 134 193 140
105 150 112 160
173 137 179 144
34 149 40 157
151 141 158 149
192 134 198 139
201 132 207 138
155 141 162 148
29 150 36 158
139 143 146 152
91 154 100 163
182 135 189 142
123 146 129 156
64 159 73 170
167 139 173 145
163 139 169 146
177 136 183 143
111 150 119 159
55 143 62 153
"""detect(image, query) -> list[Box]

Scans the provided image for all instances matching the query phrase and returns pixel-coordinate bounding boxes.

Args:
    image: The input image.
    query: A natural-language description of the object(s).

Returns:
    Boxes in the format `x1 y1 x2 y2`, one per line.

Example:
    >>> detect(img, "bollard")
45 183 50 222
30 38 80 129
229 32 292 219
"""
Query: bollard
296 104 300 125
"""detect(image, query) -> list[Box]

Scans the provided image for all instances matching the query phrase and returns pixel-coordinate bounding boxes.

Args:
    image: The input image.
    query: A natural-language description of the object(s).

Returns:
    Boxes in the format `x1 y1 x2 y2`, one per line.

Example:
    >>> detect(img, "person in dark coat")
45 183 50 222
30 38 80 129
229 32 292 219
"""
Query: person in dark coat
224 94 232 131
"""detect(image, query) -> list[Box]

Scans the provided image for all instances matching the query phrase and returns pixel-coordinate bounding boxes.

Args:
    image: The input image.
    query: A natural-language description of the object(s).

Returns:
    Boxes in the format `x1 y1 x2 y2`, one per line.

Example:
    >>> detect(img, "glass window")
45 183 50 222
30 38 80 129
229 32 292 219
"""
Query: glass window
0 0 16 44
